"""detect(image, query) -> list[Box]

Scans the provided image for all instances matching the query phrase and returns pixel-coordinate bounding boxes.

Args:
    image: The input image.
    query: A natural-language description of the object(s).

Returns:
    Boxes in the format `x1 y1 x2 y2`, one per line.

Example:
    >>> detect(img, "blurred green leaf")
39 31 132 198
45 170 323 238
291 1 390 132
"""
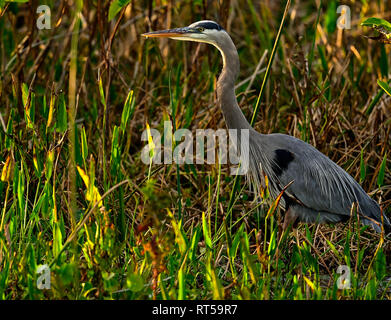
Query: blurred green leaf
4 108 14 149
46 93 56 132
21 82 28 107
45 149 54 180
325 1 337 34
120 90 134 135
56 93 67 133
80 126 88 162
361 17 391 37
366 89 384 115
178 254 187 300
22 83 34 129
108 0 130 21
377 79 391 97
17 166 25 214
53 223 63 257
168 209 187 255
202 211 212 250
374 249 386 281
267 229 276 256
110 125 120 176
126 273 143 292
58 263 75 286
205 251 224 299
379 45 388 78
362 17 391 43
188 227 201 261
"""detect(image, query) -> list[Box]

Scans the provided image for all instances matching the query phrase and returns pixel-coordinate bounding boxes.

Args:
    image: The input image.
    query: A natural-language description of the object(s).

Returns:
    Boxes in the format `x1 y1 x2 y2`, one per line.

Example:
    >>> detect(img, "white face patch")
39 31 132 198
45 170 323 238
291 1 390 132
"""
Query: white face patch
167 21 229 67
171 28 221 45
169 33 208 42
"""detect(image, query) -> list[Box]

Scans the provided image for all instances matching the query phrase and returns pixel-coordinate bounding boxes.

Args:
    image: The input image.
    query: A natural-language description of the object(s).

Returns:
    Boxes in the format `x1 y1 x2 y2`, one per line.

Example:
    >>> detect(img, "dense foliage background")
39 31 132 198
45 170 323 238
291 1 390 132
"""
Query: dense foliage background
0 0 390 299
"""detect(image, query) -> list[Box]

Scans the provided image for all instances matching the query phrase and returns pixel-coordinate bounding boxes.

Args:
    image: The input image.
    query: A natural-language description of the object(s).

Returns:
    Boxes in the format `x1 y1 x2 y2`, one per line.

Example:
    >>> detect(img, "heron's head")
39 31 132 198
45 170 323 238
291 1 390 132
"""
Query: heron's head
142 20 226 47
143 20 238 73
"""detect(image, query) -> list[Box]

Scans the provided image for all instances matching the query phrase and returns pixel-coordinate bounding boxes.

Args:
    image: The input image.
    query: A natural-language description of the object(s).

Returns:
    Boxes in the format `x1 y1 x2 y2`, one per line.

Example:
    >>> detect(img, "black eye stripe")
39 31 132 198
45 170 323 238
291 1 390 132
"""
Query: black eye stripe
194 22 223 31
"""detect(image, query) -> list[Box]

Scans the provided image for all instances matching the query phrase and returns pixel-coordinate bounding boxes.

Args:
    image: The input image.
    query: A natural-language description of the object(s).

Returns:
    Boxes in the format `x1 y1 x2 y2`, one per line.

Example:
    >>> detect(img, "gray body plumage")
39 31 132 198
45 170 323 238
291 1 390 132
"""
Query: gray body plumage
143 20 391 233
247 131 389 232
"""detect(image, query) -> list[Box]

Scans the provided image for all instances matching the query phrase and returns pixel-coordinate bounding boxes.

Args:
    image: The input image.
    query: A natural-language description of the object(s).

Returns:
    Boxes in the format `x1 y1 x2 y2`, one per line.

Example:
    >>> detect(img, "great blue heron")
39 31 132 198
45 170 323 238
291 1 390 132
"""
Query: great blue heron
143 20 391 233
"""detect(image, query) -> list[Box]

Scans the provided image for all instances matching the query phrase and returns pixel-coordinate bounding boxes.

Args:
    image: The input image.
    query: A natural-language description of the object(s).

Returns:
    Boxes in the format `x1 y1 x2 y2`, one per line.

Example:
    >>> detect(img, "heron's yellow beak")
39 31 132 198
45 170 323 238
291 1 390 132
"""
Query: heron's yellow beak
142 27 192 38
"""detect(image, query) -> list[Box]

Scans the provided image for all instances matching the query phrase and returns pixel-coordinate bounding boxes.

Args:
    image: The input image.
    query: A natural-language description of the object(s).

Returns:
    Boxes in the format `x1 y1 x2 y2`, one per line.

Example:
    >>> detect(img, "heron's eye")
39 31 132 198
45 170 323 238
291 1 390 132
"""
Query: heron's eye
197 27 205 32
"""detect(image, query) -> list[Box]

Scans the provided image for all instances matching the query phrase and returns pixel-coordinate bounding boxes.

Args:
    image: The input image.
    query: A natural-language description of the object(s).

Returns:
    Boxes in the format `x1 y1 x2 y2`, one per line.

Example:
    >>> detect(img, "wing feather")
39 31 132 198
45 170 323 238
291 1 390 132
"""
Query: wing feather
258 133 389 229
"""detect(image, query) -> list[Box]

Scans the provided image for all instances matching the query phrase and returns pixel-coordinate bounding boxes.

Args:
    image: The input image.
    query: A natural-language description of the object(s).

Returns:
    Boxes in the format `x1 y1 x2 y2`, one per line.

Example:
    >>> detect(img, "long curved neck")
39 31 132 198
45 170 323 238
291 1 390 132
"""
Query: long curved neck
215 36 252 131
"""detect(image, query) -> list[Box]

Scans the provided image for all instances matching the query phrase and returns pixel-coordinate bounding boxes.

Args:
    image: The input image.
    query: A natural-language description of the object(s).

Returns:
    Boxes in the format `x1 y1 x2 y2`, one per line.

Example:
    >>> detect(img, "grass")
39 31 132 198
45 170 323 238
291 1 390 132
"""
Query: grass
0 0 391 300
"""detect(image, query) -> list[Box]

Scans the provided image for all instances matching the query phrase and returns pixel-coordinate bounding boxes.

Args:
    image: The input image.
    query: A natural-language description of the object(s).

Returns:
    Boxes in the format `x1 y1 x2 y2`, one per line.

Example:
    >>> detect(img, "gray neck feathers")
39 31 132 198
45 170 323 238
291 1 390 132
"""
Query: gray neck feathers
215 33 272 198
216 34 252 131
